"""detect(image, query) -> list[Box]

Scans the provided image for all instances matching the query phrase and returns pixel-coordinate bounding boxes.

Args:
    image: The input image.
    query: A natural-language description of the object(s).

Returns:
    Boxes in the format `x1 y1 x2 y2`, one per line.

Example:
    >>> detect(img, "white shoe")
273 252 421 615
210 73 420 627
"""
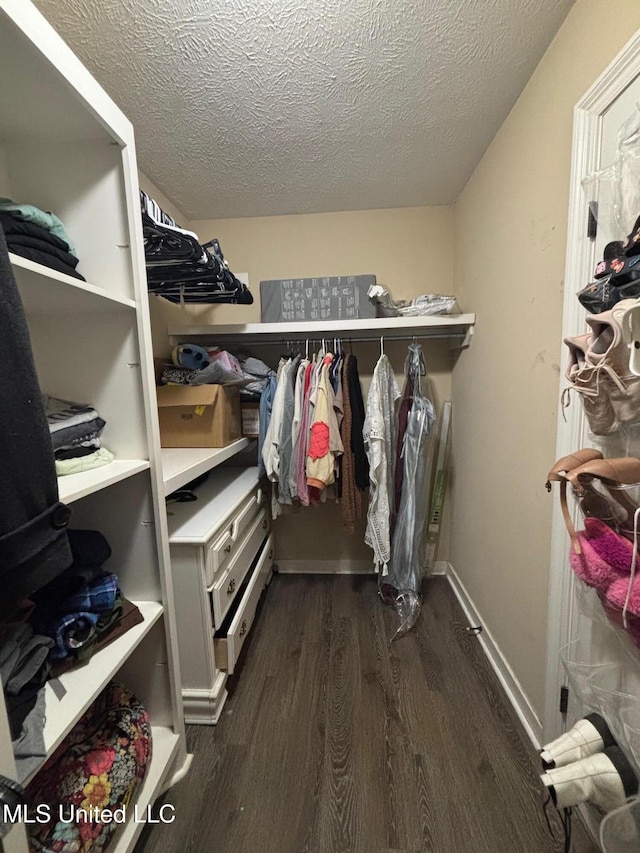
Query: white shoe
540 746 638 813
540 712 615 769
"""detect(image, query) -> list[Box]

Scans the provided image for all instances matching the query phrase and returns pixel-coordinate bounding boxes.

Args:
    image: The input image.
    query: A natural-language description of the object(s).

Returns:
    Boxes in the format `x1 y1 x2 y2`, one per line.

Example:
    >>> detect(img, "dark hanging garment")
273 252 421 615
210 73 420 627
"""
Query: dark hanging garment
0 225 72 614
346 354 369 489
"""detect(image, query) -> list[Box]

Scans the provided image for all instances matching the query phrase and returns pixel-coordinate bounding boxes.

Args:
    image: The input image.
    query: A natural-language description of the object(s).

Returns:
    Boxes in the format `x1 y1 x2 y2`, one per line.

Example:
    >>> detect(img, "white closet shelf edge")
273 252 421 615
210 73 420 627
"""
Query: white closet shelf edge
166 314 477 342
58 460 150 503
11 254 137 313
110 726 181 853
20 601 164 788
161 438 253 495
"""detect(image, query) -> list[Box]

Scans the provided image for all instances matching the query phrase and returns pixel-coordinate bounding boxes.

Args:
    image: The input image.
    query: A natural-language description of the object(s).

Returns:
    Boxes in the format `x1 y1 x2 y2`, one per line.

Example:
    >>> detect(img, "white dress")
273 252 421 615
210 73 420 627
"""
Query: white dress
363 354 400 573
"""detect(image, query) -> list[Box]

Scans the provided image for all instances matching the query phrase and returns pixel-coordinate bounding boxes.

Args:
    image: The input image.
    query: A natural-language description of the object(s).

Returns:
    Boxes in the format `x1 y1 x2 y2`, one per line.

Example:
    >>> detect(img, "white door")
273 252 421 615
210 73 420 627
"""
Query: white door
545 32 640 761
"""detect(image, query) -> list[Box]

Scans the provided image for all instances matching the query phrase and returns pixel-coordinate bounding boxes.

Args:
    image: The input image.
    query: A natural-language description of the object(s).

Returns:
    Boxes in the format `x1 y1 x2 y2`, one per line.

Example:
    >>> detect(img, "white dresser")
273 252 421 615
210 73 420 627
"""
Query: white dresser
167 466 273 724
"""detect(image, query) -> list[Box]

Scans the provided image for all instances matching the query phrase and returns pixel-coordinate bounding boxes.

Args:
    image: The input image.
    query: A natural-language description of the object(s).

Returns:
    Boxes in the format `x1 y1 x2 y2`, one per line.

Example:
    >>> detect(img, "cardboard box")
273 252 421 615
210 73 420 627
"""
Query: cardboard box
241 402 260 437
157 385 241 447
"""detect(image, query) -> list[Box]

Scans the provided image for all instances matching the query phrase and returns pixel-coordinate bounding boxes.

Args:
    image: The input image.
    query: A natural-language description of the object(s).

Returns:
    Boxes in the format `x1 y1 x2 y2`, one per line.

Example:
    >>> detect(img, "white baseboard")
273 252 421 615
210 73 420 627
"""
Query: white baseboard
276 559 450 576
276 560 374 574
446 564 543 748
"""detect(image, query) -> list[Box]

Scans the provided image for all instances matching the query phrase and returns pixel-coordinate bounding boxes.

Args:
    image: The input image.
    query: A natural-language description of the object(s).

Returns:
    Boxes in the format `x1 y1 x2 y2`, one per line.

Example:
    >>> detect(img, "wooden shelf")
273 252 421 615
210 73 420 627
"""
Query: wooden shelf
111 726 182 853
167 314 476 345
12 253 136 314
20 601 163 787
161 438 253 496
57 459 150 503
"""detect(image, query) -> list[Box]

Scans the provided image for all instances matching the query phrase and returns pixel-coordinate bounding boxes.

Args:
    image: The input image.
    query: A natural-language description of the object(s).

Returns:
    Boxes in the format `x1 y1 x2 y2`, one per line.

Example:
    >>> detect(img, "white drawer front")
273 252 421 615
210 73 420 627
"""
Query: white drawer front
205 486 266 587
214 534 274 674
210 508 268 625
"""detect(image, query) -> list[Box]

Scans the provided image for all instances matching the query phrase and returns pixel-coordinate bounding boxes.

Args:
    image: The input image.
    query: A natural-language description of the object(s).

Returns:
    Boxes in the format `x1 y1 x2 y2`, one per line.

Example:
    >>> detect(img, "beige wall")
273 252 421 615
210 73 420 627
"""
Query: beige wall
150 206 455 563
451 0 640 719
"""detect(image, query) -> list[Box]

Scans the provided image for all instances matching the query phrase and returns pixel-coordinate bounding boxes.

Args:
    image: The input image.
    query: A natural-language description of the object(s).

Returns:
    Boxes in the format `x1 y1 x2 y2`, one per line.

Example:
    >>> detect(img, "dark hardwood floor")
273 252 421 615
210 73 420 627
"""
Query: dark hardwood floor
136 575 600 853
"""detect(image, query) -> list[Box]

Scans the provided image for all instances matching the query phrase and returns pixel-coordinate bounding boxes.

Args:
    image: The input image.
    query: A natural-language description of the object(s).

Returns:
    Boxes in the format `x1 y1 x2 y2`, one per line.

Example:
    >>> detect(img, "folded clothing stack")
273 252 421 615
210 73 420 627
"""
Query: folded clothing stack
45 395 114 475
0 620 53 780
31 531 127 664
141 190 252 304
0 530 144 781
160 344 273 400
0 199 84 281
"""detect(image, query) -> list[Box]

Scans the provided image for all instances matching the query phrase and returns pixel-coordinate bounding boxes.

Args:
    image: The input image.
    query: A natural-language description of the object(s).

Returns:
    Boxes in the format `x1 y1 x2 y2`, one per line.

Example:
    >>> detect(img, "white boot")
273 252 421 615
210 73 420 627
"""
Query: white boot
540 746 638 813
540 712 615 769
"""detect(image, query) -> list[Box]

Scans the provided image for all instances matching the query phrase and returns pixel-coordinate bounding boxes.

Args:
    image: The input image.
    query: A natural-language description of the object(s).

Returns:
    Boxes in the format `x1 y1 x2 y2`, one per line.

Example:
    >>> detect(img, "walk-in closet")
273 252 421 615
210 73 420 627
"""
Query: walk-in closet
4 1 640 852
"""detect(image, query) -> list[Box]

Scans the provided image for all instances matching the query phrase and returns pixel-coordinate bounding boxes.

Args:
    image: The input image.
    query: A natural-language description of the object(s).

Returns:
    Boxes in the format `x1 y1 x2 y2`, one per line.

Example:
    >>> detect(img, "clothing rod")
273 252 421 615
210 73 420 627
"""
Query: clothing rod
177 332 467 344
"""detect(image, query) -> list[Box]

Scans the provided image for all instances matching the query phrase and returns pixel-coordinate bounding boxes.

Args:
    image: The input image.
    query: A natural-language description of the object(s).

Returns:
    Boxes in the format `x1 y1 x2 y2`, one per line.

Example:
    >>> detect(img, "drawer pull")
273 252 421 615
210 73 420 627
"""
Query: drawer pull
268 548 274 559
226 579 236 595
262 519 268 530
239 619 247 637
229 524 234 536
224 544 232 554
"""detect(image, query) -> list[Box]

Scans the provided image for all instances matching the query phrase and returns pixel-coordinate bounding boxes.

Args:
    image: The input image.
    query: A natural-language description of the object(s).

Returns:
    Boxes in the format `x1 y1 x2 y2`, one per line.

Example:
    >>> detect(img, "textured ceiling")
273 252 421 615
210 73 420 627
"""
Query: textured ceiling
34 0 575 220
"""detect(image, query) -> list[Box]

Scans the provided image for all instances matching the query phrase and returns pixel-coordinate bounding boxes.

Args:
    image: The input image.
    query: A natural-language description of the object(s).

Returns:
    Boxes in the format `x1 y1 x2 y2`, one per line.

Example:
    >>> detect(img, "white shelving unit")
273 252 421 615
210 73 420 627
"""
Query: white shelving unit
0 3 188 852
168 313 477 347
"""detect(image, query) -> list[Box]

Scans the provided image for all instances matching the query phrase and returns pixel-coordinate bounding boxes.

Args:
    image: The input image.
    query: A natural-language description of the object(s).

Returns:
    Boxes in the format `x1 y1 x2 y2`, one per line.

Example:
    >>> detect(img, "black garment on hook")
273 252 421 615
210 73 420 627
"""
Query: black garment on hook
0 225 72 614
346 355 369 489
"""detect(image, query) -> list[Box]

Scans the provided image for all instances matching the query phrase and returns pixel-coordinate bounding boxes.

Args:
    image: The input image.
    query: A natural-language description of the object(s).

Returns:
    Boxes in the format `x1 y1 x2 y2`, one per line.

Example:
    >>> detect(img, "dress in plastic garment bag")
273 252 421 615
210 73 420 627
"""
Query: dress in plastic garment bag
383 343 436 639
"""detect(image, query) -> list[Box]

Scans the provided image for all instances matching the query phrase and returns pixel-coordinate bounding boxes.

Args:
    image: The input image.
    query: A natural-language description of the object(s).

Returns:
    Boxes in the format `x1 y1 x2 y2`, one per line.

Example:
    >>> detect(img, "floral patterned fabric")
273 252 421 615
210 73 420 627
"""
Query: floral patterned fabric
26 682 152 853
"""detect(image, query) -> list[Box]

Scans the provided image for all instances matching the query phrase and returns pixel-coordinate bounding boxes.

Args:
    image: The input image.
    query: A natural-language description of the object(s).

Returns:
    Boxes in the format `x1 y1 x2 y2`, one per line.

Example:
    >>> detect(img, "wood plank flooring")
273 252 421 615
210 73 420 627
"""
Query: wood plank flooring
136 575 600 853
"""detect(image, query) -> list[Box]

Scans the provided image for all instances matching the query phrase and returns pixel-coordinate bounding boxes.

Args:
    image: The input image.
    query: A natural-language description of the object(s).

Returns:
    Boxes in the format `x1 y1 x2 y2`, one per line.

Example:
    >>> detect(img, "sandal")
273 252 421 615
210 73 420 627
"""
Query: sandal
567 457 640 543
546 449 604 553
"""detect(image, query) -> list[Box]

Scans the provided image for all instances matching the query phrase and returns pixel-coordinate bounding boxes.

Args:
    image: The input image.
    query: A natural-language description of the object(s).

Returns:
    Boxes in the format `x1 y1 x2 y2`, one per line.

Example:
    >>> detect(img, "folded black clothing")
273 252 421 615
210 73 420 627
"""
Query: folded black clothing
50 417 105 451
9 244 85 281
54 444 100 461
144 254 221 282
142 214 207 265
7 235 79 270
68 529 112 569
154 284 253 305
55 437 101 456
0 211 71 254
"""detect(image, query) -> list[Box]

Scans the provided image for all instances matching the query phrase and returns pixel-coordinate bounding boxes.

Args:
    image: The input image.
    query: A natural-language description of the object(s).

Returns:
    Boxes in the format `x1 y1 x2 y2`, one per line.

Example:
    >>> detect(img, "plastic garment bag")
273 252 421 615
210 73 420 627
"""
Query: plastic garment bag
582 104 640 239
382 343 436 639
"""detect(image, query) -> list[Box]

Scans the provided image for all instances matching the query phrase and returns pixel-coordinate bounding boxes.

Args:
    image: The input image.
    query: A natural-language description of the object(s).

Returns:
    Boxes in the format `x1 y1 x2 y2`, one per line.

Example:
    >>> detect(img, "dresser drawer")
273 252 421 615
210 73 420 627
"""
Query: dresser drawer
210 508 268 625
214 534 274 674
205 485 266 586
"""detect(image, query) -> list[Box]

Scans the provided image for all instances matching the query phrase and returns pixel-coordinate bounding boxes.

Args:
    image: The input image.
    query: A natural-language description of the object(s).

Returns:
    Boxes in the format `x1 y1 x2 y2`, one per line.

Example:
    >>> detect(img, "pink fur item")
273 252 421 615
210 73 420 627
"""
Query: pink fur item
606 575 640 617
583 517 634 574
571 534 615 591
